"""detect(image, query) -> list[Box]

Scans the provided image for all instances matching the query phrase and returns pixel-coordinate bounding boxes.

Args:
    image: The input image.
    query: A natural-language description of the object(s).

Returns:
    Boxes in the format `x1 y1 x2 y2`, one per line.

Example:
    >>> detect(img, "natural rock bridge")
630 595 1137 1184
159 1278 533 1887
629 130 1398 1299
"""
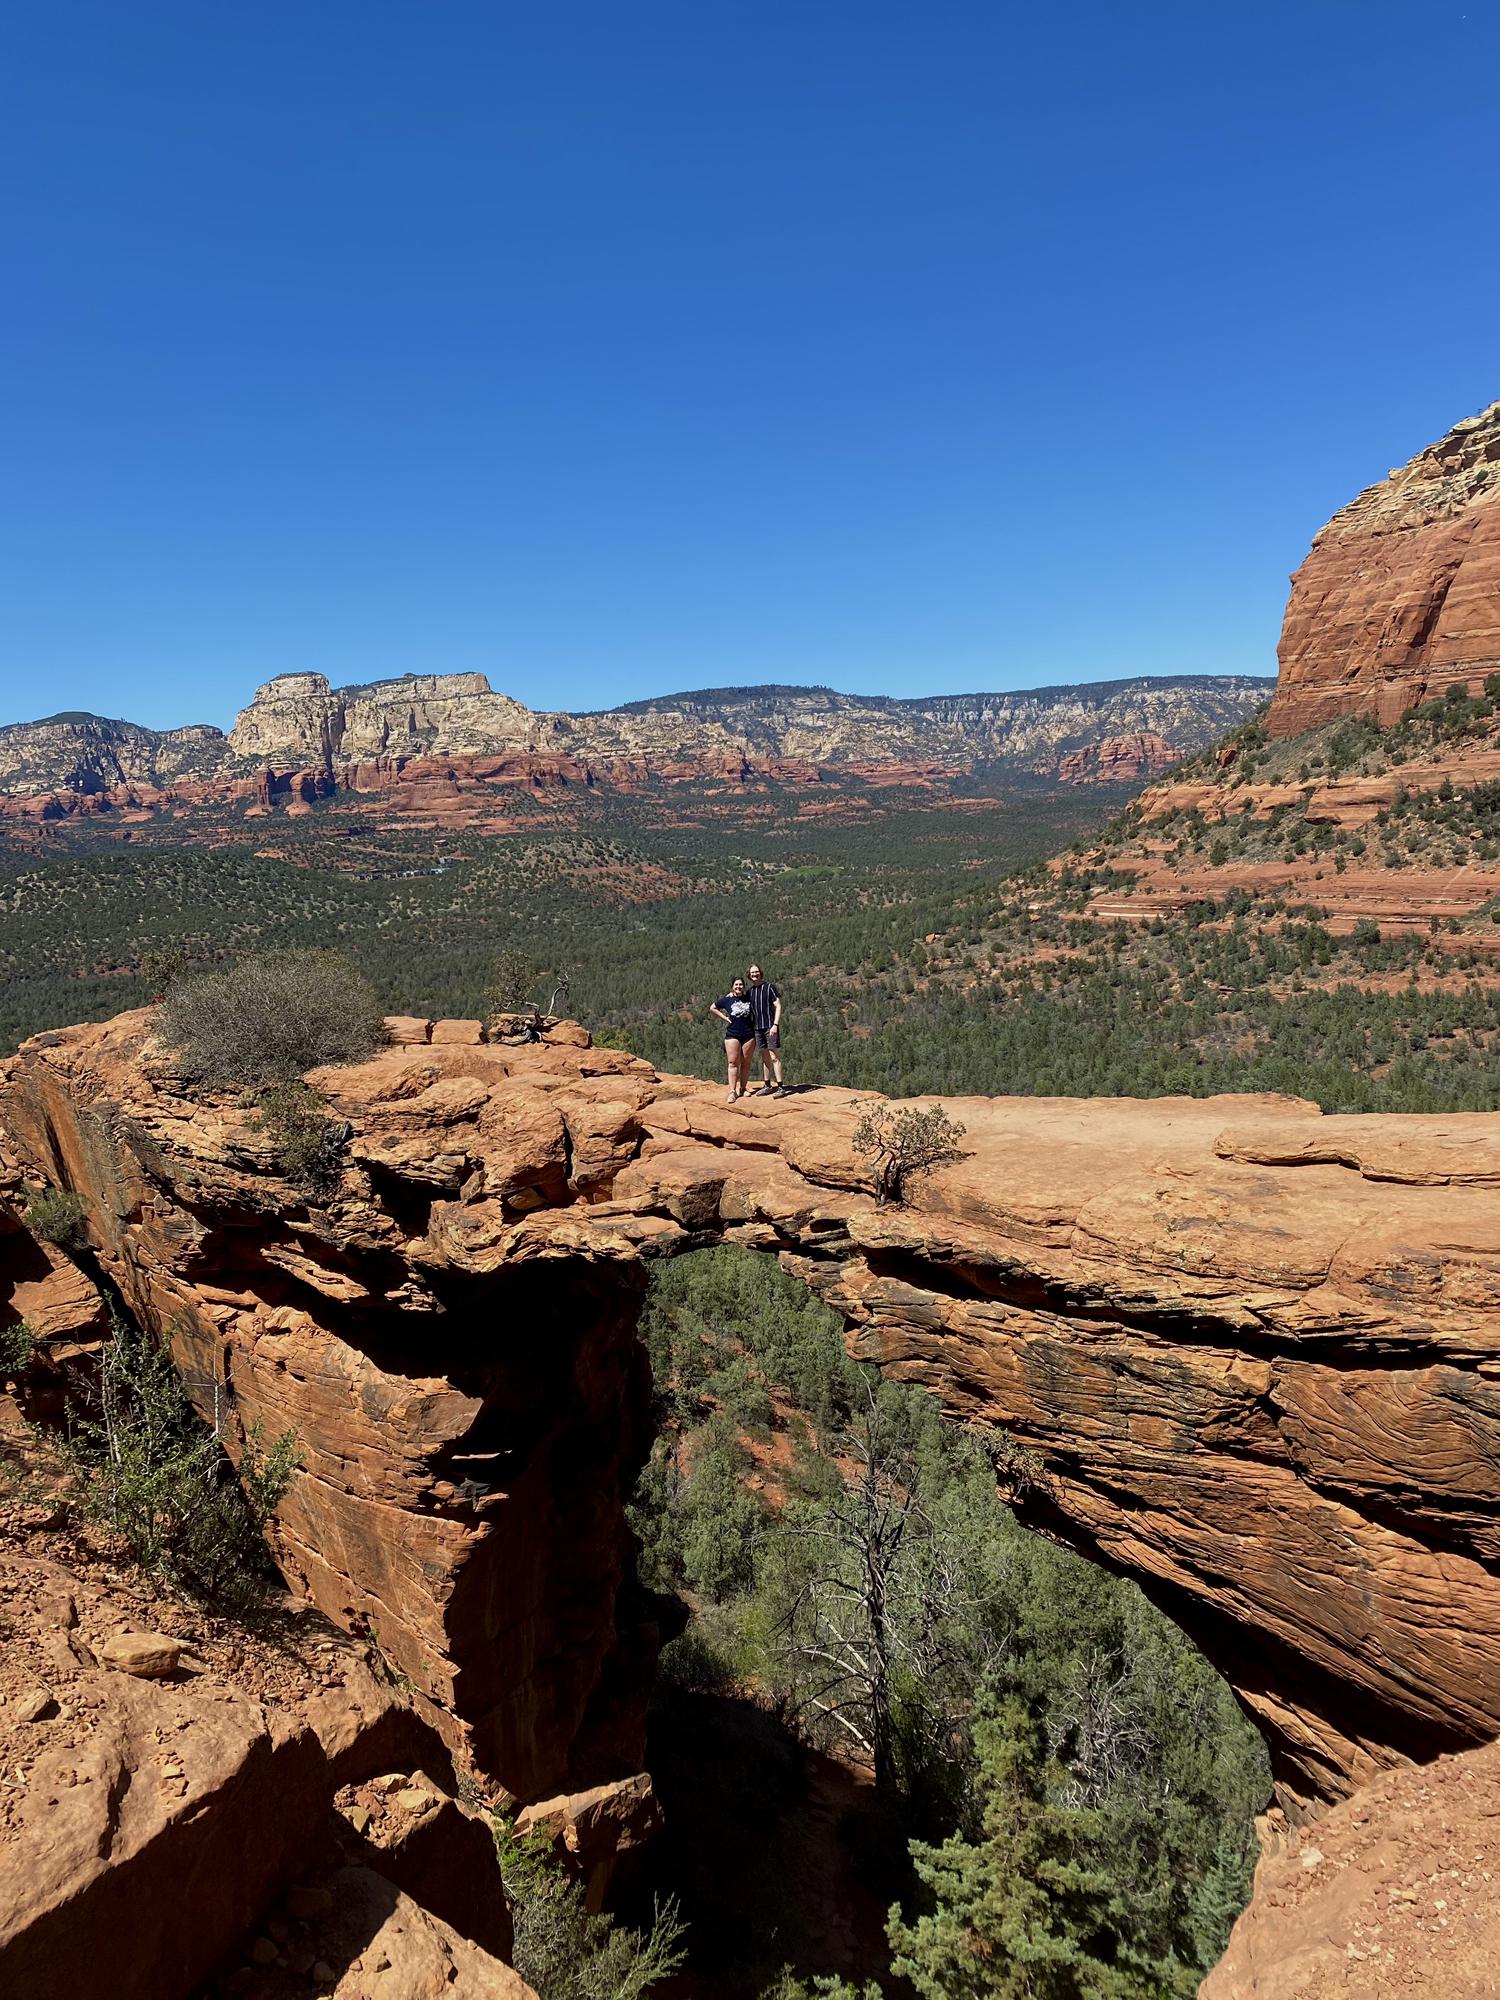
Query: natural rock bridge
5 1009 1500 1823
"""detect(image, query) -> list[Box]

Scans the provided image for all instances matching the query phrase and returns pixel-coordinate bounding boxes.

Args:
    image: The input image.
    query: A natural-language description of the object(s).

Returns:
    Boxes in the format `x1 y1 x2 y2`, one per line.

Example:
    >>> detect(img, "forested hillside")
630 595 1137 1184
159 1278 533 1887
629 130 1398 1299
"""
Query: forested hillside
9 758 1500 1112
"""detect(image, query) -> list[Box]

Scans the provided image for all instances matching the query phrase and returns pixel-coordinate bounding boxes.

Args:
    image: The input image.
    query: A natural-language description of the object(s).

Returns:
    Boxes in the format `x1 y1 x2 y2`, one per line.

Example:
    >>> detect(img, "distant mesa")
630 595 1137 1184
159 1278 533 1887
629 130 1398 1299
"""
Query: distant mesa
0 668 1272 823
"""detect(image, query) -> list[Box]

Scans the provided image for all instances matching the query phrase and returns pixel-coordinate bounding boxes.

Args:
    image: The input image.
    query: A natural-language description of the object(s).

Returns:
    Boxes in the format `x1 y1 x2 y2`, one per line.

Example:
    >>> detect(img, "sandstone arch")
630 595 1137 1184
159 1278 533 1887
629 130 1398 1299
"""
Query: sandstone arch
6 1011 1500 1818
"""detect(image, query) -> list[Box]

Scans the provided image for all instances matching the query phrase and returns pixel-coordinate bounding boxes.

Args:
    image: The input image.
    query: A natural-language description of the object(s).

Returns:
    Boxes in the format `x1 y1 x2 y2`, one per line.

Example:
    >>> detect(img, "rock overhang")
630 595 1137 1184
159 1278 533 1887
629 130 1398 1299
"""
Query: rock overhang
5 1009 1500 1817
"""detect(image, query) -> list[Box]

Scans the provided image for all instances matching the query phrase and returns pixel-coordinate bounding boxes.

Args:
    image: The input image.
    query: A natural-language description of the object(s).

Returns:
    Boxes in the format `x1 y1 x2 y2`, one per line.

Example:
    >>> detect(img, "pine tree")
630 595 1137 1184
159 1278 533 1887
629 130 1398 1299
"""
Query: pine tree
887 1696 1155 2000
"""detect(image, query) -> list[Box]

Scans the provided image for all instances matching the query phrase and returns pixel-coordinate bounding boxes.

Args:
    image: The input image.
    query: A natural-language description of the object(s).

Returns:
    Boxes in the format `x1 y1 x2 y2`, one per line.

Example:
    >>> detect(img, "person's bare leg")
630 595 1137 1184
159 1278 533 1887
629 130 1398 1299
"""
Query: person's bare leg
725 1042 740 1105
735 1040 750 1098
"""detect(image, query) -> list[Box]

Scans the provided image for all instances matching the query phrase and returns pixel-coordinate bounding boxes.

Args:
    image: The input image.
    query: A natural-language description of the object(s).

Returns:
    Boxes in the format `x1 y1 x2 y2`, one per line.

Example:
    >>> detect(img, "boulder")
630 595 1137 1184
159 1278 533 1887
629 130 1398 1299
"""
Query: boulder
98 1631 185 1679
430 1018 485 1046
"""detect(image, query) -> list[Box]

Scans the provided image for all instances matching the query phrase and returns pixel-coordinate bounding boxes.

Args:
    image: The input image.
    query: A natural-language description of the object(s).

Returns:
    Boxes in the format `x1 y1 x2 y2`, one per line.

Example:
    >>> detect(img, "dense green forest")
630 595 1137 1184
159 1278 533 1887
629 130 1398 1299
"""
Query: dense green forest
621 1249 1269 1998
7 772 1500 1111
0 789 1103 1061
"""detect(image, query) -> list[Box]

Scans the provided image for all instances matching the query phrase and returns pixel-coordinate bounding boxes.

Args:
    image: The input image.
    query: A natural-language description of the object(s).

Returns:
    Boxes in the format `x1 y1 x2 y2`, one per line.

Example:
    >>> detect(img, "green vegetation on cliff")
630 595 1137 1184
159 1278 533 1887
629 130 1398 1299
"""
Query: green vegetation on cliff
626 1249 1268 1998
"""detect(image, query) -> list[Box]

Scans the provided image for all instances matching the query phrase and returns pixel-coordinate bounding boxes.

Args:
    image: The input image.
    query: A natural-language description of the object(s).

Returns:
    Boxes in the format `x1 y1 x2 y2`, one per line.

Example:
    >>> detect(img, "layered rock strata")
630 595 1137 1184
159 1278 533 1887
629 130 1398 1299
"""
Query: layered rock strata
6 1012 1500 1820
0 1539 468 2000
0 672 1273 821
1270 400 1500 737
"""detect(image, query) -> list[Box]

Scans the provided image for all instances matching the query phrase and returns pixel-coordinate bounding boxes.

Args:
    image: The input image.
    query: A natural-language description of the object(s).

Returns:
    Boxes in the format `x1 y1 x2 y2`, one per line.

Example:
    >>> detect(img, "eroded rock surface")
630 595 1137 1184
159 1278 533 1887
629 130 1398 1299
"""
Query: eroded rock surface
1270 400 1500 738
1201 1736 1500 1999
0 1527 448 2000
5 1012 1500 1819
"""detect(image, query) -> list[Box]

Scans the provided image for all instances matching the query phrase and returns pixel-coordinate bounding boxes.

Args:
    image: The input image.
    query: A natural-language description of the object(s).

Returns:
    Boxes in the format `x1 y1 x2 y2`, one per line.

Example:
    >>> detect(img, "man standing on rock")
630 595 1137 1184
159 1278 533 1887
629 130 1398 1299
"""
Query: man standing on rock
746 963 787 1096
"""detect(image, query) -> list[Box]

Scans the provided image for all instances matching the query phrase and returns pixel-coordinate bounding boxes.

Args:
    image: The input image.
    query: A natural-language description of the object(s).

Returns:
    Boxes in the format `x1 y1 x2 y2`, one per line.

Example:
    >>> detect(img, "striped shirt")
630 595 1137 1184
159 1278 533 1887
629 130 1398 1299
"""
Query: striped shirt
748 980 780 1032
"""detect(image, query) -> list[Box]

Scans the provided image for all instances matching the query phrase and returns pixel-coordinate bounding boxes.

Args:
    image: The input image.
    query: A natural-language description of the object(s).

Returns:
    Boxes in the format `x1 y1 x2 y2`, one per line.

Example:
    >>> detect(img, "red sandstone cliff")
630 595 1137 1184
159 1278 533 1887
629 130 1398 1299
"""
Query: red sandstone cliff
8 1012 1500 1826
1269 400 1500 738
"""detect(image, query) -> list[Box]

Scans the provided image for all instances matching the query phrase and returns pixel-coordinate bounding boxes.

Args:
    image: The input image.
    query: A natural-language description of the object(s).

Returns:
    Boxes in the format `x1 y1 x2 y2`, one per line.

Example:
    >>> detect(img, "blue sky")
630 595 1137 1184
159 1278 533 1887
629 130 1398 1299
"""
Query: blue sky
1 2 1496 732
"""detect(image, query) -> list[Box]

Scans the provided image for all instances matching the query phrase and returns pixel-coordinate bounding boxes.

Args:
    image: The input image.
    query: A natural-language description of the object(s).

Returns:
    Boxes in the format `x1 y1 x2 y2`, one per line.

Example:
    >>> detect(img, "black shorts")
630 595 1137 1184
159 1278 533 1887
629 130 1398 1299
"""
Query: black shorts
724 1029 755 1045
754 1027 780 1051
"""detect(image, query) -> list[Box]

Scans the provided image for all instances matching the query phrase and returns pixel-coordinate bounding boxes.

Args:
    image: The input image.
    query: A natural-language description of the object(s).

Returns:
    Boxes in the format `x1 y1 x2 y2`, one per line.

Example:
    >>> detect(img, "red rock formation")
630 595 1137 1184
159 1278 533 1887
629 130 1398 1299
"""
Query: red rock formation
1270 400 1500 738
1201 1735 1500 1999
7 1013 1500 1820
0 1535 466 2000
1056 731 1181 784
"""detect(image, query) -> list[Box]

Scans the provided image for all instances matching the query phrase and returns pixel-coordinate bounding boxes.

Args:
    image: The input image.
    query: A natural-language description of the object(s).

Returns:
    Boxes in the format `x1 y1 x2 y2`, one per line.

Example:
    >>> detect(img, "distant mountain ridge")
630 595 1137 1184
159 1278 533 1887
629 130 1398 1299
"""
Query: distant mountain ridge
0 671 1273 805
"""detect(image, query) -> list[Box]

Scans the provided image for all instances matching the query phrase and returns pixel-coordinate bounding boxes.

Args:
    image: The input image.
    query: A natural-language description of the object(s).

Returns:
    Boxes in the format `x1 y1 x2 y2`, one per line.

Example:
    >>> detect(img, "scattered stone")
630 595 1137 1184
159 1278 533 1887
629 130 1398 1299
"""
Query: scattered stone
98 1630 185 1679
13 1686 56 1724
249 1937 279 1967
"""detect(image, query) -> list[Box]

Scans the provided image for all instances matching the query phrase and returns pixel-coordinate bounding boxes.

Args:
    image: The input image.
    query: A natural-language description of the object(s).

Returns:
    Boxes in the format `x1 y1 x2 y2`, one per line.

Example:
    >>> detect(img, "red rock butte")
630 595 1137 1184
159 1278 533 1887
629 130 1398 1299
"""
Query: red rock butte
5 1010 1500 1840
1270 399 1500 737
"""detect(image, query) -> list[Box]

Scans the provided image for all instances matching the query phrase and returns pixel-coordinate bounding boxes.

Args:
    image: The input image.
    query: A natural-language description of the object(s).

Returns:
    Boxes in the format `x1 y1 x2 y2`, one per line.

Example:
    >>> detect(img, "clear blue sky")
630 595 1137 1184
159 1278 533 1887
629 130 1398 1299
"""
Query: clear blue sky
1 2 1496 732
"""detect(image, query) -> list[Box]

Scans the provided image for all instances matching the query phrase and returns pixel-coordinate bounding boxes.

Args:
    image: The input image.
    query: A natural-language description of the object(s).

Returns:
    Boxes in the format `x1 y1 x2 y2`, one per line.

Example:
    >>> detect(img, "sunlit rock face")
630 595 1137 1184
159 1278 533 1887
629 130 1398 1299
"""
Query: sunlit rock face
0 670 1274 821
7 1010 1500 1819
1270 399 1500 738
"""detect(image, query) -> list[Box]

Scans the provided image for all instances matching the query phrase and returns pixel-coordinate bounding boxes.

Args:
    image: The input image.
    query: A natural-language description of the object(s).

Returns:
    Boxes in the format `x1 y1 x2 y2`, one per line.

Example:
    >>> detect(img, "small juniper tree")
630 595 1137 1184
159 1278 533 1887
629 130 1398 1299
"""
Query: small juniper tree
851 1103 967 1203
486 948 545 1018
23 1186 90 1250
254 1081 347 1193
493 1814 687 1999
59 1312 301 1618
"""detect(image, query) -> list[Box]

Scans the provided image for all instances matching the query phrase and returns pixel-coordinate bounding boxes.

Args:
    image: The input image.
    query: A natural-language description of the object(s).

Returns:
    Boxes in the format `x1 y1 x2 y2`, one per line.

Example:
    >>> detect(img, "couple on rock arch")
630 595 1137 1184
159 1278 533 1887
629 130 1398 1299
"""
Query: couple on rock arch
710 963 787 1106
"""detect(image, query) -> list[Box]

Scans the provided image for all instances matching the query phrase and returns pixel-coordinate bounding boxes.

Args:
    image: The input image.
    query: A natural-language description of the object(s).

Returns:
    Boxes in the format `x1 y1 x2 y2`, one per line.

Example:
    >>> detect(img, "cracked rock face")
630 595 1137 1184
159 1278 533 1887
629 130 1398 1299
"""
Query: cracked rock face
1270 399 1500 738
6 1014 1500 1816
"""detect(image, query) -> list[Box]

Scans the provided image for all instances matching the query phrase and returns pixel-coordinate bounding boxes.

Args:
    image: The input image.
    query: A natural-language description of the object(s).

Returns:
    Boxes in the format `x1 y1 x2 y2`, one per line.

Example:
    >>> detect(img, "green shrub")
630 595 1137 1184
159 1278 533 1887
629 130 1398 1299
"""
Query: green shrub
851 1103 967 1202
160 949 386 1087
24 1186 89 1250
486 948 545 1018
138 945 192 996
0 1320 35 1378
59 1312 301 1618
493 1815 686 1999
255 1081 346 1193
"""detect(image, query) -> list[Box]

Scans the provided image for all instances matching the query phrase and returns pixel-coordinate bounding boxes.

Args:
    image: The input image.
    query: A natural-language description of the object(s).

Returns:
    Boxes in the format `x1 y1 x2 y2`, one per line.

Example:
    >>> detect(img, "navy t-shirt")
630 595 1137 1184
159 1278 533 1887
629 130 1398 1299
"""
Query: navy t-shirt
717 993 754 1036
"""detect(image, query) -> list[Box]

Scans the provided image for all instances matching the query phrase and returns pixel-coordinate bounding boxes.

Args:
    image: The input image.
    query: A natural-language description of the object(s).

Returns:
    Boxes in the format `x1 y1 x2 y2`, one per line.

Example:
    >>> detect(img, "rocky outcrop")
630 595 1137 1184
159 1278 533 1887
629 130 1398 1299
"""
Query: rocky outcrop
0 1531 465 2000
226 673 542 771
0 714 225 797
1055 730 1181 784
1269 400 1500 738
6 1013 1500 1822
1201 1735 1500 1999
0 672 1273 819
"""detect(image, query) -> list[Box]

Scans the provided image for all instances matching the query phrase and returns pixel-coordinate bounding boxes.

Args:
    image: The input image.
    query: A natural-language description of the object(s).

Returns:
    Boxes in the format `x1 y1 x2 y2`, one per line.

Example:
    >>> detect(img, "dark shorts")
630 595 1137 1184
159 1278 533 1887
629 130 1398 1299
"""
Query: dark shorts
755 1027 780 1051
724 1027 755 1044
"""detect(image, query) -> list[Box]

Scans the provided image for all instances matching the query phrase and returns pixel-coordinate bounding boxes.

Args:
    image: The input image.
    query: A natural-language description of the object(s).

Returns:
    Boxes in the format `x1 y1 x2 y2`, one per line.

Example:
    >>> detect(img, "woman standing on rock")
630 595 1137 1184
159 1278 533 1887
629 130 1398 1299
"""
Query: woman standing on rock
711 977 755 1105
